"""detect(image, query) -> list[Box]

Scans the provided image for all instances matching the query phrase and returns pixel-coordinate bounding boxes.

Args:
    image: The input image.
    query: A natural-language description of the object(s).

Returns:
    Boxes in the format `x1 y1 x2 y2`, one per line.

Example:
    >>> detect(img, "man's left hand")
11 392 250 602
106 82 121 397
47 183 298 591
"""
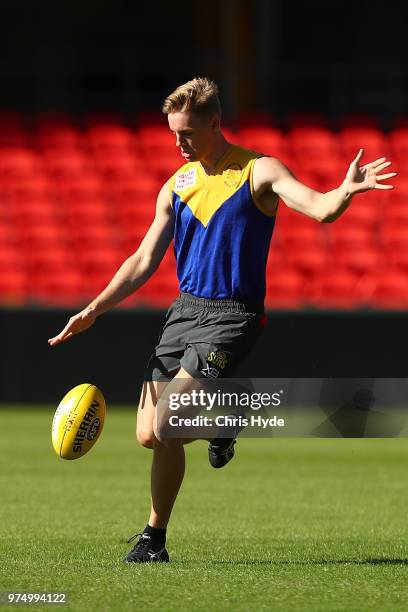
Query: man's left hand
342 149 397 195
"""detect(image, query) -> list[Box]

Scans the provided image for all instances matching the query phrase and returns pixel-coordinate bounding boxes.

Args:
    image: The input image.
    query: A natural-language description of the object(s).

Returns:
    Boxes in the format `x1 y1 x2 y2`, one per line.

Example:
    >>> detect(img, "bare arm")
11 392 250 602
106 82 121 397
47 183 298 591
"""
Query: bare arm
48 182 174 346
253 149 396 222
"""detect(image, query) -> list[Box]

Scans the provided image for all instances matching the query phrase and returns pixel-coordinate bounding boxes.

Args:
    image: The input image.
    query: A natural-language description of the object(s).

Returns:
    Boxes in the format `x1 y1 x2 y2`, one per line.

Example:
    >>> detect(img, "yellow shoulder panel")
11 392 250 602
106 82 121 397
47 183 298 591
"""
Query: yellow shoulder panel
170 146 271 226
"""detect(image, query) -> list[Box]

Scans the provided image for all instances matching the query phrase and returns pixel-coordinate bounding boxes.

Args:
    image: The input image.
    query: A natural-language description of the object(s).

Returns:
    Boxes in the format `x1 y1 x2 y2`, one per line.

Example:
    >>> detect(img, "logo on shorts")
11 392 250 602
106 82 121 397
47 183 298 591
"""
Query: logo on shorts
207 350 228 370
200 350 229 378
200 365 220 379
175 168 197 191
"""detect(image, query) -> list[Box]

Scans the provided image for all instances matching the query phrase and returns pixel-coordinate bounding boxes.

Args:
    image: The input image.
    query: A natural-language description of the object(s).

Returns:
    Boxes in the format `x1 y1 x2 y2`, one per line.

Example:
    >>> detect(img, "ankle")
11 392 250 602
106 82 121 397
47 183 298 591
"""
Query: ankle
144 524 167 545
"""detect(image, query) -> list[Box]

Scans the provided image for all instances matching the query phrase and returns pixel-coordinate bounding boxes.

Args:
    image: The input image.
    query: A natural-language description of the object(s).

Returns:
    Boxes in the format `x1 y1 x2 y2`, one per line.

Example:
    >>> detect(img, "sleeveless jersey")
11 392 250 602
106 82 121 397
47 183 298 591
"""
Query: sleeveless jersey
169 145 277 304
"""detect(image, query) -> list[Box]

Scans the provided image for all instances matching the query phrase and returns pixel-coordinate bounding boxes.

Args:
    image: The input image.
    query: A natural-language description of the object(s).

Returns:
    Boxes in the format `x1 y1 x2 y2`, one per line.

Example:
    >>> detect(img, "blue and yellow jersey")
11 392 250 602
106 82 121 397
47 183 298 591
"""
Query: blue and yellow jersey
169 145 276 304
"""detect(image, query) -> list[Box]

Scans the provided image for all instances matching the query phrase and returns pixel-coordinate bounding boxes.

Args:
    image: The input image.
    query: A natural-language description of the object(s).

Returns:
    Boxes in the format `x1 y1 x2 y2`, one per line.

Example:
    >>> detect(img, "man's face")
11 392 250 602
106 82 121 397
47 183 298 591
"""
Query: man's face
167 111 218 162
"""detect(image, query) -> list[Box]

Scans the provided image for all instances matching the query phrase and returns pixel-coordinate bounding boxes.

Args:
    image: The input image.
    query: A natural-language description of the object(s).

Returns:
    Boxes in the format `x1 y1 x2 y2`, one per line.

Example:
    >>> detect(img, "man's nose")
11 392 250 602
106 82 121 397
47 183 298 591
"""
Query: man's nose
175 134 185 147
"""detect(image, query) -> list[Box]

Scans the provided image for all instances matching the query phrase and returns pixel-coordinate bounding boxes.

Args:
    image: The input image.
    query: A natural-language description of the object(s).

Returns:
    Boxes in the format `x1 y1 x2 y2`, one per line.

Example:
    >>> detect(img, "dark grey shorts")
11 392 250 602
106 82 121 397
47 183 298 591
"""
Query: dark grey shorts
145 292 267 381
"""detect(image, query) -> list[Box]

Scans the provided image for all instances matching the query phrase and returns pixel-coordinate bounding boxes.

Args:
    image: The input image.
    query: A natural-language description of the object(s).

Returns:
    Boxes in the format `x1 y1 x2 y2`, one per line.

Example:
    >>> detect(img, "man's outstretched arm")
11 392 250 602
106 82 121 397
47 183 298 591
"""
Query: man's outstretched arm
48 182 174 346
253 149 397 222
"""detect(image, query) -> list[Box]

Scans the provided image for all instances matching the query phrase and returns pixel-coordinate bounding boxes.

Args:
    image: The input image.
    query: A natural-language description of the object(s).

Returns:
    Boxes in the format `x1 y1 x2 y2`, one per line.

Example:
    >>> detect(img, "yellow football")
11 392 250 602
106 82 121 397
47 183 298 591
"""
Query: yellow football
52 384 106 460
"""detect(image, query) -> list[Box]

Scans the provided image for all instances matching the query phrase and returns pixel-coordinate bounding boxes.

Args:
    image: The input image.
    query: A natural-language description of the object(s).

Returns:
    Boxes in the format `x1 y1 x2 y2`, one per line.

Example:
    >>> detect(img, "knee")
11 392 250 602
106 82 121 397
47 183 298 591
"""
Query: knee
153 422 183 449
136 429 155 449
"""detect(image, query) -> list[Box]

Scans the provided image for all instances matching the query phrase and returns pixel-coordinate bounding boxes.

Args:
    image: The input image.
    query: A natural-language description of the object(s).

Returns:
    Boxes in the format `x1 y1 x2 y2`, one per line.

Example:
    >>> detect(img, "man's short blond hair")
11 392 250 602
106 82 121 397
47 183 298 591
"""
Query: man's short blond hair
162 77 221 118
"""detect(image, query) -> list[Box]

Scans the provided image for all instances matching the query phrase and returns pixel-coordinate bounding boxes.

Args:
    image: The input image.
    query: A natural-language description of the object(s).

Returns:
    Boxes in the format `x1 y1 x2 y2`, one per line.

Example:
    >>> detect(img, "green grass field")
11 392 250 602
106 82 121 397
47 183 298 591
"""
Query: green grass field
1 406 408 612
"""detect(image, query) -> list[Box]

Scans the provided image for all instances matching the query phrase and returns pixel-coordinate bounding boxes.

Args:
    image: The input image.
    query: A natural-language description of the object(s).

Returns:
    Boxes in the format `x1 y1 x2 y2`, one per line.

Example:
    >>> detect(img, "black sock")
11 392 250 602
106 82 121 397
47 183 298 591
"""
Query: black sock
143 524 166 546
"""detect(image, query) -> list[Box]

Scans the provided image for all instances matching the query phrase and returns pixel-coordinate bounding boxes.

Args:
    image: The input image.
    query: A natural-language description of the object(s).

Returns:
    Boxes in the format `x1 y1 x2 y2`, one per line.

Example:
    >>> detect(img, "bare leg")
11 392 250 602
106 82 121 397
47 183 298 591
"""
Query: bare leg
148 437 185 528
136 368 200 529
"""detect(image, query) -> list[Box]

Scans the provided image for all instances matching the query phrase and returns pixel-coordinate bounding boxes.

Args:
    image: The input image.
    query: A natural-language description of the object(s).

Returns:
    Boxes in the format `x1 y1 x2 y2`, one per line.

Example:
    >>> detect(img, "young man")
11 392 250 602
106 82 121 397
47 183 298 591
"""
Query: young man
48 78 396 563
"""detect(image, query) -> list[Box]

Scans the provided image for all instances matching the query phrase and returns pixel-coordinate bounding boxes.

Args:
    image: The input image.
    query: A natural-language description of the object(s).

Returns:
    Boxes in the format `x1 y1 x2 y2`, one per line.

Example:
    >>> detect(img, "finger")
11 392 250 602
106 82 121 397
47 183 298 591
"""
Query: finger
369 157 387 168
376 172 397 181
352 149 364 164
374 183 394 190
372 160 391 173
48 335 72 346
48 330 73 345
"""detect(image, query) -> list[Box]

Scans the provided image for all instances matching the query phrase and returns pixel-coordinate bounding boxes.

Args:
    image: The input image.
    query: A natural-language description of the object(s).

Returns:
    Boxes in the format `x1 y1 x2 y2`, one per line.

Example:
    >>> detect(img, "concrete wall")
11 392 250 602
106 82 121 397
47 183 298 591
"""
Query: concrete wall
1 308 407 404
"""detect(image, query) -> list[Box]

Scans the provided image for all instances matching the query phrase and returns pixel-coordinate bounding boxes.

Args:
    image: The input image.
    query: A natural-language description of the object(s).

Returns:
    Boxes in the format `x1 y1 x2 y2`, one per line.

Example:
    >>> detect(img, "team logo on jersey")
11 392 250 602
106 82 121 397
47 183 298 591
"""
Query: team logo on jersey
224 163 242 188
175 168 197 191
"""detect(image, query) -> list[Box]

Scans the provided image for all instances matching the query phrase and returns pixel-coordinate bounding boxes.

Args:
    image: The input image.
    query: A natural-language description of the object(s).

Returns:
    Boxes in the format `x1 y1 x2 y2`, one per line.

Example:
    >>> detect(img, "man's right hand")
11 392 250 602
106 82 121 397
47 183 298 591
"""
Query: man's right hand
48 307 97 346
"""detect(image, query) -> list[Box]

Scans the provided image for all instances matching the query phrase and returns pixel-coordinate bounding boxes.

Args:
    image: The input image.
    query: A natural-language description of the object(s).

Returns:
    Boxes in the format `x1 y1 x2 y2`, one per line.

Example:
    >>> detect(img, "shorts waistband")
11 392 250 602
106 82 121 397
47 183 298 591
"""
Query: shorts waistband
178 292 264 314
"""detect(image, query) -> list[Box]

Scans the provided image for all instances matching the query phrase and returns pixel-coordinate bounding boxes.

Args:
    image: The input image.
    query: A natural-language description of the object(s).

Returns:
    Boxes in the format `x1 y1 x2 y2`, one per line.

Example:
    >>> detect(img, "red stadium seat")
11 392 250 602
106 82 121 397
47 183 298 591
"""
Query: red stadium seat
0 245 24 269
289 126 340 161
0 111 400 311
300 157 345 192
0 269 28 303
57 177 105 203
31 270 85 305
114 200 156 225
221 128 239 144
238 127 288 157
286 247 329 276
265 267 305 309
134 273 179 308
159 249 176 271
0 148 43 179
108 176 159 202
7 176 55 203
12 198 62 225
341 199 382 229
150 152 183 180
45 152 95 180
307 268 371 309
371 271 408 309
95 156 144 182
137 126 175 156
78 248 121 275
65 199 114 226
279 223 324 250
120 225 149 253
328 222 377 248
19 223 70 248
390 128 408 158
86 125 136 155
381 225 408 250
35 125 83 151
0 223 19 249
339 127 389 160
334 246 381 275
26 246 75 274
386 249 408 272
82 270 117 296
72 223 123 248
383 203 408 227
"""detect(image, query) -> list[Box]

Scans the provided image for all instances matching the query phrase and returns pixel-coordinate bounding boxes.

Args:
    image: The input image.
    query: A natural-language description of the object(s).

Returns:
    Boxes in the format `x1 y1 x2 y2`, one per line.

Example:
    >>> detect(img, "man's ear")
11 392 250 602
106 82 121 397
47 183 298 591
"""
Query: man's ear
210 114 220 132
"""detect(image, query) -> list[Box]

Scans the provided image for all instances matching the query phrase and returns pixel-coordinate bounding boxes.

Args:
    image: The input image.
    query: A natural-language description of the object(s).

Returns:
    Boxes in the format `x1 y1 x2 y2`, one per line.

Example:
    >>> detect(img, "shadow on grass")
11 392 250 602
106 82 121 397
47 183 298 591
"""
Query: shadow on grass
177 558 408 566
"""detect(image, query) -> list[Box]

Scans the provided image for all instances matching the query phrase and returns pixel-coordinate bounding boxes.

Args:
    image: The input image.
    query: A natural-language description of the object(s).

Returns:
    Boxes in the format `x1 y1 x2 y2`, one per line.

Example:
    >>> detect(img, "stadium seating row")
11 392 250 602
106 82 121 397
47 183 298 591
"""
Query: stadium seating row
1 264 408 310
0 115 406 309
